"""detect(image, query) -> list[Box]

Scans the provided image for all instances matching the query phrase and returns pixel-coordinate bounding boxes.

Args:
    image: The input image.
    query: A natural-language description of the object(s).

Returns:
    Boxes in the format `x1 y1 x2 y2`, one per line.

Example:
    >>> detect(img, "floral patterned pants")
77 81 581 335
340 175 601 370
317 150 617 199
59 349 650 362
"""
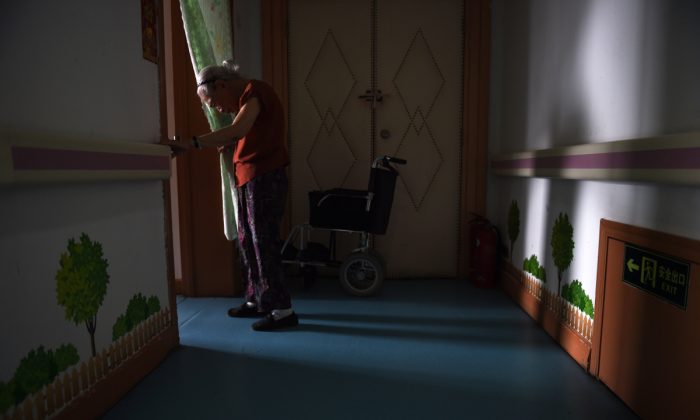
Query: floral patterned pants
236 168 291 311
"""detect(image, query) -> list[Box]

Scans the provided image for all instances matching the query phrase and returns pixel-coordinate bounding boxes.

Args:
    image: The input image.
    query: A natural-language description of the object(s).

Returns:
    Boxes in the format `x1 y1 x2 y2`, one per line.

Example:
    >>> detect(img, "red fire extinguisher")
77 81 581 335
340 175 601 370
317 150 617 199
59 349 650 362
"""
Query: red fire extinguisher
468 215 499 288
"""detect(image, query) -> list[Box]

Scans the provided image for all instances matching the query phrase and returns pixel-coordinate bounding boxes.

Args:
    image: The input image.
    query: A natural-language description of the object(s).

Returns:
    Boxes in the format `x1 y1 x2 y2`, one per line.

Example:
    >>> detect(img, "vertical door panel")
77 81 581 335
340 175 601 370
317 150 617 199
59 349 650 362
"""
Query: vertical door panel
288 0 373 230
375 0 463 277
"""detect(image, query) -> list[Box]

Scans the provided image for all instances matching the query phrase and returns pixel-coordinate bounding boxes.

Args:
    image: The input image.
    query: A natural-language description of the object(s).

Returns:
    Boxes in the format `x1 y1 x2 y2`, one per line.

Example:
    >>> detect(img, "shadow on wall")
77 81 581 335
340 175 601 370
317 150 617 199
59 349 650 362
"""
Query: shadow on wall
619 1 698 412
641 0 700 237
543 0 591 148
650 0 700 135
498 0 530 153
0 182 162 238
499 0 593 151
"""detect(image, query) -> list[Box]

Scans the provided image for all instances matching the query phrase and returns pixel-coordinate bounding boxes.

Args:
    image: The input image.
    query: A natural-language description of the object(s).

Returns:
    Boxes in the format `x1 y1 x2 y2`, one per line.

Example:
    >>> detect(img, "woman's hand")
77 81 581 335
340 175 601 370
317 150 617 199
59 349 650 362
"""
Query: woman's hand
165 137 192 157
196 97 260 147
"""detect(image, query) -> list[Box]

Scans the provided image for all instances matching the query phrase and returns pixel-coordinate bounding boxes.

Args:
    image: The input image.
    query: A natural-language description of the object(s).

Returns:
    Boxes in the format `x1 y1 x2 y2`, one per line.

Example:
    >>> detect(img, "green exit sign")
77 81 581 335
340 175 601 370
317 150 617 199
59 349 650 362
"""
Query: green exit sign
623 244 691 310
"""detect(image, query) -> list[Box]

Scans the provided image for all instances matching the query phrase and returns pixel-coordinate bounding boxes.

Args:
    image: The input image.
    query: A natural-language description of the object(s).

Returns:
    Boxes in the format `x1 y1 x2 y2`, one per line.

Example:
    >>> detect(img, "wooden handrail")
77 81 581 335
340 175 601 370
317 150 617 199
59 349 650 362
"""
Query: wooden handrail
0 130 172 185
491 131 700 185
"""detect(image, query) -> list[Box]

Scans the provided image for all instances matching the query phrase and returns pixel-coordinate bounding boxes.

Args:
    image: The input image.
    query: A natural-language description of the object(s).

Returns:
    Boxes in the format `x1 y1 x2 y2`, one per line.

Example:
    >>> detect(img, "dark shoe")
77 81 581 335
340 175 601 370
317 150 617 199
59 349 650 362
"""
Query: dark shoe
252 312 299 331
227 303 267 318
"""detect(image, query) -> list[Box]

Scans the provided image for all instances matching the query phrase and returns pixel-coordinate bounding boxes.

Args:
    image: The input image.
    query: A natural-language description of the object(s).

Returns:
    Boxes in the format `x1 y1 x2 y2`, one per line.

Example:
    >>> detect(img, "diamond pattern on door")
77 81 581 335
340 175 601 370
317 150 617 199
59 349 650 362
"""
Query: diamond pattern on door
304 30 358 188
392 29 445 209
307 110 357 189
395 109 443 209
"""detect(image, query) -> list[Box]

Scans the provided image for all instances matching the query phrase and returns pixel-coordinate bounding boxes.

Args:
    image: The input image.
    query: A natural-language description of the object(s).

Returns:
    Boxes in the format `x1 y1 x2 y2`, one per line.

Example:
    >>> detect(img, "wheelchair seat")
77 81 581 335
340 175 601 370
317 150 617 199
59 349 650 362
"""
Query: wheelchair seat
308 166 398 235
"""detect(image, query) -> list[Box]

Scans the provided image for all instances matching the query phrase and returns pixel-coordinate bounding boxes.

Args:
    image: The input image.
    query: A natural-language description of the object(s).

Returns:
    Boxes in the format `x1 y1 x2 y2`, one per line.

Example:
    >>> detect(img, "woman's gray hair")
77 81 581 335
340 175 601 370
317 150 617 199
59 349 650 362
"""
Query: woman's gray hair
196 59 241 96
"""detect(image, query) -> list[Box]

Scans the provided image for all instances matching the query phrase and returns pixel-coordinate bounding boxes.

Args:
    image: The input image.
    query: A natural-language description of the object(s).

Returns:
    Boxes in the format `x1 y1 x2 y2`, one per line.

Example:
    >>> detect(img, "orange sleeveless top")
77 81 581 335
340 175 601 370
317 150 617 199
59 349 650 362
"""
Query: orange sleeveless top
234 80 289 186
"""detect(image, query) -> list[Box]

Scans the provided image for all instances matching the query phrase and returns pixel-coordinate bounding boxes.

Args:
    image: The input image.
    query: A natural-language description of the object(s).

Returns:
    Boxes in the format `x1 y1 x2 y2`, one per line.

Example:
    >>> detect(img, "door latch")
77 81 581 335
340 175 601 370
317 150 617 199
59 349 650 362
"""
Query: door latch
357 89 383 106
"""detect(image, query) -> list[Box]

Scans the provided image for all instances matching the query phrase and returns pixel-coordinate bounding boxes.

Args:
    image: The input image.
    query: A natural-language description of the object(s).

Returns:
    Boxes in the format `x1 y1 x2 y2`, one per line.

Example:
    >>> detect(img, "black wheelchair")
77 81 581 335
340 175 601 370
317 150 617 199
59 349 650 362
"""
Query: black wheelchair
281 155 407 296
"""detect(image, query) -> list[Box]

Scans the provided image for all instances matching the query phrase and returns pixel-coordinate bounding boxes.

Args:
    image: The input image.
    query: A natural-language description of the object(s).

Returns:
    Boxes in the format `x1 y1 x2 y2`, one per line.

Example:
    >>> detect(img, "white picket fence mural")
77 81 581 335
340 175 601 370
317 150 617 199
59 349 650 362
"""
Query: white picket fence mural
1 308 172 420
521 271 594 342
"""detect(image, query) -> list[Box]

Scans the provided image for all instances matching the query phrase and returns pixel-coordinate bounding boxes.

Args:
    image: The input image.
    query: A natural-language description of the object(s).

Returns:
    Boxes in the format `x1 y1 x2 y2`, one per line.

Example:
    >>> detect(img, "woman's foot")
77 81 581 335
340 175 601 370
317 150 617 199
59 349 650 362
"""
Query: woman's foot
227 302 268 318
252 310 299 331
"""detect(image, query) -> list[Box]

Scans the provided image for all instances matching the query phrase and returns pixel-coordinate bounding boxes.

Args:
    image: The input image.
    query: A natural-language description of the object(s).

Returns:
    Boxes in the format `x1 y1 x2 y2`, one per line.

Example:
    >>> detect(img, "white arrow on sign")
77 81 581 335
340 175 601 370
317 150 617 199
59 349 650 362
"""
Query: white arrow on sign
627 258 639 272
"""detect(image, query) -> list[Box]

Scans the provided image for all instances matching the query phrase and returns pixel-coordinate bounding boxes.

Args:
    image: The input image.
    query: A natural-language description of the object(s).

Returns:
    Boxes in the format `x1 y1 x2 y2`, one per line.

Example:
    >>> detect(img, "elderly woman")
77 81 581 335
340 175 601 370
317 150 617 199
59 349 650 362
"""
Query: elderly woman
192 60 296 331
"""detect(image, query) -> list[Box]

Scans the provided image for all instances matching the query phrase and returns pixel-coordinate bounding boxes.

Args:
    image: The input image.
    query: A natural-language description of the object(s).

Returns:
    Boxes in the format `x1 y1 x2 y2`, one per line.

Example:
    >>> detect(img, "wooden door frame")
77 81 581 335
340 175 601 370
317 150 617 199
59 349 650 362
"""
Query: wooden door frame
163 0 240 297
158 0 180 321
163 0 194 296
261 0 490 278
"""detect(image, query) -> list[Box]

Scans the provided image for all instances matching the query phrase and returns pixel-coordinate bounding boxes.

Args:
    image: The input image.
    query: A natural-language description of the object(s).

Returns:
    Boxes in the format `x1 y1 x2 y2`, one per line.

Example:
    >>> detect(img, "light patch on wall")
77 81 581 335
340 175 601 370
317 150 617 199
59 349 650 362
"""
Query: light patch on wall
578 0 665 142
570 180 666 303
522 178 552 271
570 182 605 299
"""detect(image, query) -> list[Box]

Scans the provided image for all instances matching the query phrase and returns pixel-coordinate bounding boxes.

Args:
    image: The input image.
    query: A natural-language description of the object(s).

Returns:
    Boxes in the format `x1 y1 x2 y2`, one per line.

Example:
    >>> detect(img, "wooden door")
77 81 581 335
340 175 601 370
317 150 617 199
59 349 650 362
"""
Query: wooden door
287 0 463 277
593 221 700 419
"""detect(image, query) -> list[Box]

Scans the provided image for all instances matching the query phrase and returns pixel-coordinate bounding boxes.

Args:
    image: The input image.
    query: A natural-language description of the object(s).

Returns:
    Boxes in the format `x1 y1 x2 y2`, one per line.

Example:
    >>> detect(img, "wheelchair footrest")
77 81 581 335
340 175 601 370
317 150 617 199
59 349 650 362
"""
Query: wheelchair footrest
298 242 331 262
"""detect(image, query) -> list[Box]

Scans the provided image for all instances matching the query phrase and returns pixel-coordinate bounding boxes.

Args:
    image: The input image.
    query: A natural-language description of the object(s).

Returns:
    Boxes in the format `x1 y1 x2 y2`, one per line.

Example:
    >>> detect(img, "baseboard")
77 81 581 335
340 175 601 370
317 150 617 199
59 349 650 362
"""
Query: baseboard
175 278 183 295
499 260 592 371
53 323 179 419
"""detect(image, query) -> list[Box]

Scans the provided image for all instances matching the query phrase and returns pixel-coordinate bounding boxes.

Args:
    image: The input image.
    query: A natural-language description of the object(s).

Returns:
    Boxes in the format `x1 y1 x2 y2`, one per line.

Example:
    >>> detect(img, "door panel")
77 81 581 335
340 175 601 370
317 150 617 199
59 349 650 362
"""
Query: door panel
288 0 373 215
375 0 463 277
288 0 373 259
288 0 463 277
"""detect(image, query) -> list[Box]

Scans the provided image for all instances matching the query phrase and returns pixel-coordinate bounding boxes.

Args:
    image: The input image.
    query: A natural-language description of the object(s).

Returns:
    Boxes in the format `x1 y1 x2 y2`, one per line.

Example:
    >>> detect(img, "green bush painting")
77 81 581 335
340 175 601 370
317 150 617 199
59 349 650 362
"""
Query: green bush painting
56 233 110 357
0 344 79 413
551 213 575 296
112 293 161 341
523 254 547 283
562 280 594 318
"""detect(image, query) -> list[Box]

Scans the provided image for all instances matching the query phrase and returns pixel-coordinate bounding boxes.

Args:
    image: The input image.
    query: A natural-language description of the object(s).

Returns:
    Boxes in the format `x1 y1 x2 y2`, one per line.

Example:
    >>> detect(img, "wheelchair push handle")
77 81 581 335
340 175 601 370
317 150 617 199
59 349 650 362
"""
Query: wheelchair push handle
373 155 408 169
386 156 407 165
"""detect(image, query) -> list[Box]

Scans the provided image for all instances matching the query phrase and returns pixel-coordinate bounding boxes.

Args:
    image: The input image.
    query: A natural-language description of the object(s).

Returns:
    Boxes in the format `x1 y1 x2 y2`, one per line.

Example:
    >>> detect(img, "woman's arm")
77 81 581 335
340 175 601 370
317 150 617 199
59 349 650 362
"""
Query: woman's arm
197 97 261 148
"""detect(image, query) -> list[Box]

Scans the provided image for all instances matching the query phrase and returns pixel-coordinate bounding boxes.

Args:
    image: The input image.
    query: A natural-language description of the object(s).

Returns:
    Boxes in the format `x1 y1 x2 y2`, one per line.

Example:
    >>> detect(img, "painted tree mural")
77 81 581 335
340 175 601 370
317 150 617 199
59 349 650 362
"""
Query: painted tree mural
56 233 110 357
0 344 79 413
507 200 520 261
551 213 575 296
112 293 161 341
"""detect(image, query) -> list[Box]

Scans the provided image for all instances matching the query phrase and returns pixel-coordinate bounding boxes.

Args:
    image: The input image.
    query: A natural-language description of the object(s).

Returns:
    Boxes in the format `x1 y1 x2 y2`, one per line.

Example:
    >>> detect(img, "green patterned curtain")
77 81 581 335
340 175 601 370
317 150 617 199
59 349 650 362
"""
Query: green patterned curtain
180 0 238 240
180 0 233 129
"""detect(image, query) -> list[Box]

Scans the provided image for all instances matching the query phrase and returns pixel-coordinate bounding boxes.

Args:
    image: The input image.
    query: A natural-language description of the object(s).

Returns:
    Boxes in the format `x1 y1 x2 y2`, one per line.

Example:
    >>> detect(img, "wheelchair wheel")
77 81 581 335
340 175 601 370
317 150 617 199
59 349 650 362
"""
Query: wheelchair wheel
339 252 384 296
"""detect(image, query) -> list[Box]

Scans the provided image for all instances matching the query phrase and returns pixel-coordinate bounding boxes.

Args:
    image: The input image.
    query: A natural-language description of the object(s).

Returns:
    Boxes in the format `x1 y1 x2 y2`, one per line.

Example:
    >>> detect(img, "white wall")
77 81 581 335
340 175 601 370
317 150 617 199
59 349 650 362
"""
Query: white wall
488 0 700 299
0 1 168 380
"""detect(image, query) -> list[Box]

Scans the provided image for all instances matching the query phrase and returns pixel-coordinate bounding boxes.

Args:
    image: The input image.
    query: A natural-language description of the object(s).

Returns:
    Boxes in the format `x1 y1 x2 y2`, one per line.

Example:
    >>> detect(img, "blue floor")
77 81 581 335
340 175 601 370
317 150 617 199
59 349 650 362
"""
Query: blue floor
104 278 637 420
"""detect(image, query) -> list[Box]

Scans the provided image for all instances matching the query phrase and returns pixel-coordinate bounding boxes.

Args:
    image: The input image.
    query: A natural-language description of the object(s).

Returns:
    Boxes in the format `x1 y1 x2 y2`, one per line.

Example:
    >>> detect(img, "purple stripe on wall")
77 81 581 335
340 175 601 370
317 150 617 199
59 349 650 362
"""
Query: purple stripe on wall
492 147 700 171
11 147 170 171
